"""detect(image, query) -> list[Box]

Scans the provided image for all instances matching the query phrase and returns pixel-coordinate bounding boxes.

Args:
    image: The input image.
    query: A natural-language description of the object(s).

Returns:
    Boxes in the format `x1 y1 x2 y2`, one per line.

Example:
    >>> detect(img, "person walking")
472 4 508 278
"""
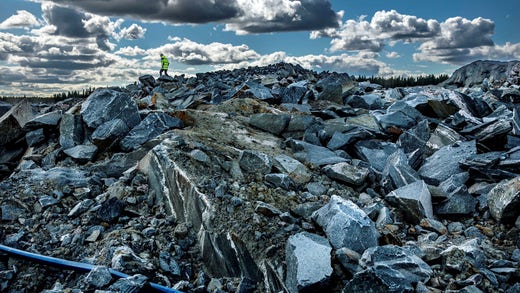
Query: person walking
160 53 170 77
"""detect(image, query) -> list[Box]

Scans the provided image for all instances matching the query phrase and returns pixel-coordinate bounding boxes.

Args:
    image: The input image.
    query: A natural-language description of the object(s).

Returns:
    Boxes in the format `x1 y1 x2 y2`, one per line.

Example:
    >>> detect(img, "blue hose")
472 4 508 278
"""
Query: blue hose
0 244 182 293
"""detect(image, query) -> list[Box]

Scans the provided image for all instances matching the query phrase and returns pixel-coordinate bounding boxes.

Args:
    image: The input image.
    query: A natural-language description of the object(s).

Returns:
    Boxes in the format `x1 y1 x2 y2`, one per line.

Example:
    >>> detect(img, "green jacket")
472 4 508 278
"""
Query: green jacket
161 56 169 70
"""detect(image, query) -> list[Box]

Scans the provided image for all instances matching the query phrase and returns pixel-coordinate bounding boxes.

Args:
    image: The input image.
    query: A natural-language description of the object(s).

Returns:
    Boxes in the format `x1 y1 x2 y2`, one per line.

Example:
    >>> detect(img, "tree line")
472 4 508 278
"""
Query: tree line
51 87 95 100
355 74 449 88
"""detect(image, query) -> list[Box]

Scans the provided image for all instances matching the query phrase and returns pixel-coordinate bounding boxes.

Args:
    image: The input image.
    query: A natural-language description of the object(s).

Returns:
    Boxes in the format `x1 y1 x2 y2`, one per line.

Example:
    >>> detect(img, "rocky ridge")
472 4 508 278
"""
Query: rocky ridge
0 61 519 293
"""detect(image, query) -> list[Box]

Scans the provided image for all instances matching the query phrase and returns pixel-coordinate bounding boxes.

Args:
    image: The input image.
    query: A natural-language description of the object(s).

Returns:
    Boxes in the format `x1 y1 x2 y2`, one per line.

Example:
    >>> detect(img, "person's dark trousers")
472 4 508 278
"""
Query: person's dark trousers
160 69 169 76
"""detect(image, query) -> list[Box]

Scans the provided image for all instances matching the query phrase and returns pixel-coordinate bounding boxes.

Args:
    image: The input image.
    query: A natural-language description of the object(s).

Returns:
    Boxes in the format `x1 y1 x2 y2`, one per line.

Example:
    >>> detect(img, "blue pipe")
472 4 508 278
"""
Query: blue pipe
0 244 182 293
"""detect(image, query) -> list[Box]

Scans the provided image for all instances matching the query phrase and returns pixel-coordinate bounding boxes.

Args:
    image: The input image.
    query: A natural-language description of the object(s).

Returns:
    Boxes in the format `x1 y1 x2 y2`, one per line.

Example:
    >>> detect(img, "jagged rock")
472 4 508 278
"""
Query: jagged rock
346 94 383 110
285 232 332 293
487 177 520 223
385 180 433 224
23 110 62 130
63 144 98 162
287 139 347 166
59 113 86 149
120 112 183 151
265 173 295 190
139 74 156 88
239 150 272 174
108 274 148 292
397 119 430 155
84 266 112 289
25 128 45 147
273 154 312 184
255 201 282 216
249 113 290 135
377 100 424 132
280 82 307 104
460 118 512 142
441 239 486 273
158 75 175 82
315 73 354 104
442 60 520 87
0 99 34 146
312 195 378 253
353 140 399 173
419 140 477 185
97 197 125 223
322 162 370 186
381 150 421 190
426 123 464 155
345 245 433 293
111 246 153 274
326 127 374 151
80 89 141 129
335 247 362 275
91 119 130 148
244 81 274 101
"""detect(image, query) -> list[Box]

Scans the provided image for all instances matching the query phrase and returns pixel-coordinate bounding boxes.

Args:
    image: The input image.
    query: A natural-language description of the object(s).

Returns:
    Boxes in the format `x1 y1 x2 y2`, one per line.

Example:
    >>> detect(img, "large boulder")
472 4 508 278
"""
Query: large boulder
0 100 34 146
344 245 433 293
311 195 378 253
487 177 520 223
120 112 183 151
442 60 520 87
285 232 333 293
385 180 433 224
80 89 141 130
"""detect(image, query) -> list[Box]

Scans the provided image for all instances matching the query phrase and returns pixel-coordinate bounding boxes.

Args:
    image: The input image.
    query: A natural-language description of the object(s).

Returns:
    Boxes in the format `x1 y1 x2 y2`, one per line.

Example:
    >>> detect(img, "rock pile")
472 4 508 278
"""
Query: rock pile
0 61 519 293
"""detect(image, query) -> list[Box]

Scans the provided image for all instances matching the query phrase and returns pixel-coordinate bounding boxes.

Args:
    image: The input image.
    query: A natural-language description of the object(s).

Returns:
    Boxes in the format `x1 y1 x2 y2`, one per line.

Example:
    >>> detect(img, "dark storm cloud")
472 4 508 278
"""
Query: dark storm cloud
42 4 90 38
41 0 340 33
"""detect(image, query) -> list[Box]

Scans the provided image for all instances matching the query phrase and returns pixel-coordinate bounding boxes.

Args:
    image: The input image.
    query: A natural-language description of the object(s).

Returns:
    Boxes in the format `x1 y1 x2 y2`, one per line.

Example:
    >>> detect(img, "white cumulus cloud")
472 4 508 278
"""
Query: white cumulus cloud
0 10 40 30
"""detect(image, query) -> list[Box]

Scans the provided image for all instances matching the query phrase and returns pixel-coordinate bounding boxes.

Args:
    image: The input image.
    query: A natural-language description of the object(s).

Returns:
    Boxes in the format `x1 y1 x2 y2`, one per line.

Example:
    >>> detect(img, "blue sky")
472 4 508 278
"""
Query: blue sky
0 0 519 96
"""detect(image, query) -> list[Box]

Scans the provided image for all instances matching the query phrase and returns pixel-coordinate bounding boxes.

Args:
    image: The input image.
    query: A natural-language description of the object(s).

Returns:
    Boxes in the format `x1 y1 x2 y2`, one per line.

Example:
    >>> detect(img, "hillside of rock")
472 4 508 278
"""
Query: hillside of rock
0 61 519 293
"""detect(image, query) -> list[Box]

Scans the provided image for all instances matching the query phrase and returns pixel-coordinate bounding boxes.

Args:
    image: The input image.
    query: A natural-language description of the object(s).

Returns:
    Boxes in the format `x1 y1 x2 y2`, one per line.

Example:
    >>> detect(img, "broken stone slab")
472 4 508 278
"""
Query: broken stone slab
315 73 354 104
63 144 98 162
239 150 272 174
23 110 62 130
244 81 275 101
91 119 130 149
311 195 378 253
59 113 86 149
287 139 347 166
425 123 463 156
376 100 423 132
138 74 156 88
120 112 183 152
283 115 320 139
0 99 34 147
381 150 421 191
397 119 430 155
441 239 486 273
265 173 295 190
346 245 433 293
285 232 332 293
434 192 478 217
249 113 291 136
419 140 477 185
487 177 520 223
84 266 113 289
345 94 384 110
322 162 370 186
326 127 374 151
25 128 45 147
80 89 141 130
385 180 433 224
280 82 307 104
273 154 312 184
353 140 399 173
459 118 512 142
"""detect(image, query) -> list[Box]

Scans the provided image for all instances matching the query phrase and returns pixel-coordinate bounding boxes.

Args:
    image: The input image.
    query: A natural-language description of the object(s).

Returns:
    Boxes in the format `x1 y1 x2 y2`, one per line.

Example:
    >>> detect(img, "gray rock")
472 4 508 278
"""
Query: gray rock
487 177 520 223
285 232 332 293
316 73 354 104
426 123 463 155
1 204 25 221
0 101 11 117
441 239 486 272
108 274 148 293
111 246 153 274
287 139 347 166
84 266 112 289
386 180 433 224
63 144 98 162
353 245 433 292
460 118 512 141
239 150 272 174
189 149 211 164
312 195 378 253
346 94 383 110
0 99 33 147
354 140 399 173
25 128 45 147
335 247 362 275
265 173 295 190
513 108 520 136
442 60 520 87
255 201 282 217
322 162 370 186
249 113 290 136
435 193 478 216
245 81 274 101
397 119 430 155
120 112 183 151
91 119 129 148
326 127 374 151
59 113 85 149
382 150 421 190
97 197 125 223
159 252 182 277
139 74 156 87
80 89 141 129
419 140 477 185
377 101 423 131
24 110 62 129
280 82 307 104
273 154 312 184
